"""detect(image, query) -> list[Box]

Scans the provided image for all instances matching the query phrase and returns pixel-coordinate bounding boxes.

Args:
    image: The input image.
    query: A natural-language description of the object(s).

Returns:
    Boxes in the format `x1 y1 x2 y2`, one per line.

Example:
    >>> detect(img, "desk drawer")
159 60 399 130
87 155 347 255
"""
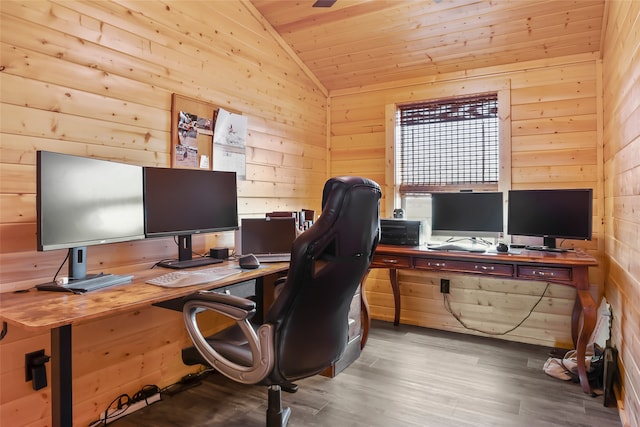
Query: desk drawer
518 266 572 281
370 254 412 269
414 258 513 277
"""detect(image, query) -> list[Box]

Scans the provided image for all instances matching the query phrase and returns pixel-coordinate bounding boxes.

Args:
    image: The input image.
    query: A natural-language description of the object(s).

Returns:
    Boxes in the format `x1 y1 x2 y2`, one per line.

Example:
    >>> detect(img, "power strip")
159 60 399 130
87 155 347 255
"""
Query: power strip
99 393 161 424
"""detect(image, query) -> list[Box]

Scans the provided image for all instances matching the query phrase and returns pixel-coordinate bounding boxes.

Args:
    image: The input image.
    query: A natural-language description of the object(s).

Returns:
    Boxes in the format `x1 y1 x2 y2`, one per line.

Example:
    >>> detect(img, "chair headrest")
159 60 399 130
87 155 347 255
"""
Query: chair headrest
321 176 381 210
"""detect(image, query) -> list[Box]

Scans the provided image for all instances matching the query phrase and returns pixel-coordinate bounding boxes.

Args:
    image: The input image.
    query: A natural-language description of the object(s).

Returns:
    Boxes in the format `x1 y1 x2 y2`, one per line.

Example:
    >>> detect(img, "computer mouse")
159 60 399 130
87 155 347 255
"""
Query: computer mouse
238 254 260 269
496 243 509 253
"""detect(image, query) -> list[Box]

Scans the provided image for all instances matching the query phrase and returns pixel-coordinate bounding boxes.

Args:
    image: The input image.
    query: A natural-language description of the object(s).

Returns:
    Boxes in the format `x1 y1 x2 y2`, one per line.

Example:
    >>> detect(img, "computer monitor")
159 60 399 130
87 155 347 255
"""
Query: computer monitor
238 217 297 259
430 191 504 239
507 189 593 250
143 167 238 268
37 151 145 280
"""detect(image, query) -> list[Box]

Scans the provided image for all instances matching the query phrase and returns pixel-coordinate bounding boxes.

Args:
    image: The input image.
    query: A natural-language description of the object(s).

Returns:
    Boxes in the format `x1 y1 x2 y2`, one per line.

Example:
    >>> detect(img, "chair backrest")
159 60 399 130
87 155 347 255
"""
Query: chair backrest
265 176 381 383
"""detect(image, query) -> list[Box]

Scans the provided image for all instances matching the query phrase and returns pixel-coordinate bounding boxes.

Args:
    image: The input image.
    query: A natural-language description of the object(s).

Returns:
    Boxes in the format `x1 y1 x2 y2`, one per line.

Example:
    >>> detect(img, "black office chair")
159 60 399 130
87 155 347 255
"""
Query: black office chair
181 176 381 427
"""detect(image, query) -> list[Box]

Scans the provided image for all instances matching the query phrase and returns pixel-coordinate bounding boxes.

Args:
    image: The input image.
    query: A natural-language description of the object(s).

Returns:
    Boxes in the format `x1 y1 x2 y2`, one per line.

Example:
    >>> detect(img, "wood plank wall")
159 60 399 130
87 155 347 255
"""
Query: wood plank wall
1 1 637 426
602 1 640 426
330 53 605 350
0 1 327 425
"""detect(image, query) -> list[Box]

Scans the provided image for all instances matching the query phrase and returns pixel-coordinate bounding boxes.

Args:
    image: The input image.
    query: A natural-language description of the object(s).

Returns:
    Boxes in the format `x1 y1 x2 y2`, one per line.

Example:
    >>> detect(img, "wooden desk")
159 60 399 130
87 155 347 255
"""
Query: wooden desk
361 244 598 394
0 261 288 427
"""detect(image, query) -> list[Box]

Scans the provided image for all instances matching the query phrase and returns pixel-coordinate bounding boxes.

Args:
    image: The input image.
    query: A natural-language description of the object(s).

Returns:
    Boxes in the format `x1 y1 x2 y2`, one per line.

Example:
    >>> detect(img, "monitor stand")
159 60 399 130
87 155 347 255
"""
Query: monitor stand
158 235 224 269
525 237 568 253
158 257 223 269
36 247 131 292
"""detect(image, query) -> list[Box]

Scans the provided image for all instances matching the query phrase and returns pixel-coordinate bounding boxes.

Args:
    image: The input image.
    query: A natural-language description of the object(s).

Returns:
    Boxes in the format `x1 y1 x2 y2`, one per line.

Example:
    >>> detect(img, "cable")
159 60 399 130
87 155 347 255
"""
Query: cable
94 393 131 426
88 384 161 426
160 368 214 396
443 282 551 336
51 251 70 283
131 384 160 402
89 372 213 425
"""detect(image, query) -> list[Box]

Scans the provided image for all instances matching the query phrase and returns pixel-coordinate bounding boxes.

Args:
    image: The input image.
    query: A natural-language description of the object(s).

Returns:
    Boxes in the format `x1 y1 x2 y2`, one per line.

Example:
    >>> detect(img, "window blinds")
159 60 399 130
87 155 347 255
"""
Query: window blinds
397 94 499 194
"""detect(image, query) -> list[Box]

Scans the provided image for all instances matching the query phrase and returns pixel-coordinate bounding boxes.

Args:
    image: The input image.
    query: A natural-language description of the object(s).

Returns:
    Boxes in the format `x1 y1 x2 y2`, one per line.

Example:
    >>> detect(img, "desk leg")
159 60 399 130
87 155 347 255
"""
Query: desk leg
570 292 581 347
51 325 72 427
389 268 400 326
575 288 597 394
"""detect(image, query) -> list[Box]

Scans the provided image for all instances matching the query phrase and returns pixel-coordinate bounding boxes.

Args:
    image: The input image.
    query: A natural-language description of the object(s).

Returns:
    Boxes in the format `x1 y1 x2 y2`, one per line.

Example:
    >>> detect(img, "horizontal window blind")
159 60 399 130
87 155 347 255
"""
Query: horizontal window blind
398 94 499 194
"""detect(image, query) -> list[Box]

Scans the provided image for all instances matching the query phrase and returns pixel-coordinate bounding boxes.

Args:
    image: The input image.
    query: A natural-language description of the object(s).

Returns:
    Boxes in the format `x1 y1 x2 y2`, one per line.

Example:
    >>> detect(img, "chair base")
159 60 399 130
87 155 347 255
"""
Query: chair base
267 385 291 427
282 382 298 393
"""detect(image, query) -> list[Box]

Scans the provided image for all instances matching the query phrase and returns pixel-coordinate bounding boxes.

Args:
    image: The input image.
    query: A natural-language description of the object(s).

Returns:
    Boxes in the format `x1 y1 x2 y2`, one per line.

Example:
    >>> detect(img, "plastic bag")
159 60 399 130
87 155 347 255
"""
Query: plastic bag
543 344 603 387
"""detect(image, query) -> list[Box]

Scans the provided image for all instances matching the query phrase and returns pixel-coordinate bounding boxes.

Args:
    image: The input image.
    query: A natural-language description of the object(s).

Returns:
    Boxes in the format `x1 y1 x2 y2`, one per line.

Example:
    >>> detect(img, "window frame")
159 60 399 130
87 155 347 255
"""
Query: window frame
384 80 511 226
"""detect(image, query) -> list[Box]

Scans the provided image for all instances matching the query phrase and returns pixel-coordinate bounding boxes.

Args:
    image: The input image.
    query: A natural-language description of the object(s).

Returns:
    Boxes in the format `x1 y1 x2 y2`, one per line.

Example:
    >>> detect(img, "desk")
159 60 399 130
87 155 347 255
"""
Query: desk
362 244 598 394
0 261 288 427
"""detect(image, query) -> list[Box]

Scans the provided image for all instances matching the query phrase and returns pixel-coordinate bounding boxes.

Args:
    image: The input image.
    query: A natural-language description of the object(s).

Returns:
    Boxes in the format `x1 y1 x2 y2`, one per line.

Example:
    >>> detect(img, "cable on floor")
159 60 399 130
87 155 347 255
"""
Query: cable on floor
443 282 551 335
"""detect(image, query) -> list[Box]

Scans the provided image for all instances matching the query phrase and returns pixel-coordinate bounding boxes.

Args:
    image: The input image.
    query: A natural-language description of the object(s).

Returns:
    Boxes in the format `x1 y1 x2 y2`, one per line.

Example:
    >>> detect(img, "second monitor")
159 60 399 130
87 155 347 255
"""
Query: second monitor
237 217 297 262
143 167 238 269
430 191 504 240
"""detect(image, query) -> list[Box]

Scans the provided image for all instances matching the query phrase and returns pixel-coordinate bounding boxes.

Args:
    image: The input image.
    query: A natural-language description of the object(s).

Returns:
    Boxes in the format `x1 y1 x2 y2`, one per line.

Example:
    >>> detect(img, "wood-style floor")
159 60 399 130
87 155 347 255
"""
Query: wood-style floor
114 321 621 426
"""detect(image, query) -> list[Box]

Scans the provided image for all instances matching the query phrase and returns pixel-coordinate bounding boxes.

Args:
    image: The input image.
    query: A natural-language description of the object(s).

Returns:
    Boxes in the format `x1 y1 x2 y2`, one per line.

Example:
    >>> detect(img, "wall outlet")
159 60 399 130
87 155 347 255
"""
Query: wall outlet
440 279 450 293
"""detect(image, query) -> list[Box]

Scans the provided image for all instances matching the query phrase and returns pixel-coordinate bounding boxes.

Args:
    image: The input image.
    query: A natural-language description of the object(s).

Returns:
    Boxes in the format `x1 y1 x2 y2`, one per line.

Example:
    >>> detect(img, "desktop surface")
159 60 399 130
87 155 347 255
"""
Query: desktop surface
0 260 289 331
378 243 597 266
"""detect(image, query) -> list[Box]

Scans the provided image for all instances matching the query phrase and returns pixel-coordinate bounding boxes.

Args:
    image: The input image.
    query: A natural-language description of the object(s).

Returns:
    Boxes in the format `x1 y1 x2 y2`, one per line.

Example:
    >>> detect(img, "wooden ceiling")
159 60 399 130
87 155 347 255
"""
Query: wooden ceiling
249 0 606 93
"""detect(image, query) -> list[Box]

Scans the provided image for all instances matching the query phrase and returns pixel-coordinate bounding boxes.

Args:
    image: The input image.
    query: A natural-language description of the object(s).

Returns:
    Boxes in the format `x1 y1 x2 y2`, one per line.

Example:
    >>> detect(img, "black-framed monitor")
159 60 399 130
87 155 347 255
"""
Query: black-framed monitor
143 167 238 269
431 191 504 239
37 150 145 282
507 189 593 251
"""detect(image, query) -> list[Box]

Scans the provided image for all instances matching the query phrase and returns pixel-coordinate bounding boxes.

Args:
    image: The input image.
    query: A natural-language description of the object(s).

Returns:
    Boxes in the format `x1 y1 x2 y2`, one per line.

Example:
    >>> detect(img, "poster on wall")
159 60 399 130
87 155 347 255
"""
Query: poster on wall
175 111 199 167
213 108 248 179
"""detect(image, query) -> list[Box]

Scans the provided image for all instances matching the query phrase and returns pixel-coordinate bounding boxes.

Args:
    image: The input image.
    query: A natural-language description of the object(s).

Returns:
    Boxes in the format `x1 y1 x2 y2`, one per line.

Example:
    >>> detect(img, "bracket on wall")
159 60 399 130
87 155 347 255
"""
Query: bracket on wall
25 349 51 390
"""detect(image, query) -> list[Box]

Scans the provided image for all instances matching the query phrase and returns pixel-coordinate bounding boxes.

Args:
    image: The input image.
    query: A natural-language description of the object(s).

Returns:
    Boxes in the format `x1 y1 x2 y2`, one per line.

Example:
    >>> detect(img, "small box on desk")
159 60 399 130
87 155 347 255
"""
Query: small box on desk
380 219 423 246
209 247 229 259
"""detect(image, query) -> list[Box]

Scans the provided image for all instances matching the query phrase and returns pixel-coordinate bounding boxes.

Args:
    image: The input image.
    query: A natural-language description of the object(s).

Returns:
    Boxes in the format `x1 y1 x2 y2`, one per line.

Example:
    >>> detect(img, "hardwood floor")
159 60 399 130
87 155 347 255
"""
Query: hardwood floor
114 321 621 426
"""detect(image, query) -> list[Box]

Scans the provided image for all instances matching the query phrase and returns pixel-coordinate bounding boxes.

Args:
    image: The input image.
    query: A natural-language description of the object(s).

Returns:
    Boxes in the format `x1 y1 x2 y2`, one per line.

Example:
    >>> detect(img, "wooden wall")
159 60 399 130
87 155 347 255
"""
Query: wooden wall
0 1 327 425
1 1 637 426
602 1 640 426
331 53 604 350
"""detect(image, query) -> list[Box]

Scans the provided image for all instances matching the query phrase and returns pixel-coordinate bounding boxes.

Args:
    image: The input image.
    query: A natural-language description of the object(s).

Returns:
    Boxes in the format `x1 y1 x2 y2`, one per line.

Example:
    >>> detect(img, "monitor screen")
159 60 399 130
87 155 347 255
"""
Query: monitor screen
239 217 298 255
507 189 593 249
37 151 145 252
143 167 238 237
431 192 503 238
143 167 238 267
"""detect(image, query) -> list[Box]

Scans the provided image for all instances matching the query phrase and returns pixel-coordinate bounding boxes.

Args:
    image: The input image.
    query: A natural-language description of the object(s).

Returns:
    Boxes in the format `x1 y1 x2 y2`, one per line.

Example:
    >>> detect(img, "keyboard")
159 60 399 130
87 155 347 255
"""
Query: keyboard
67 274 134 292
146 266 241 288
427 243 487 253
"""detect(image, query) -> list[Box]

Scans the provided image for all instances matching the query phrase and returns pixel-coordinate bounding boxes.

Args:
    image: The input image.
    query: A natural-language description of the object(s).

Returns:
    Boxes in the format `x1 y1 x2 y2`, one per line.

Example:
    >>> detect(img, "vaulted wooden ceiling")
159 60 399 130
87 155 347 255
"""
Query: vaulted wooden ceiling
250 0 606 93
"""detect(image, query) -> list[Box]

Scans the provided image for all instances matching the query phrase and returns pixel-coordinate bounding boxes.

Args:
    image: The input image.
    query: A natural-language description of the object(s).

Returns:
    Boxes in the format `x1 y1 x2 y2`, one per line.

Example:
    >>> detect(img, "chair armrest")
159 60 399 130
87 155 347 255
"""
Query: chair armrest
184 290 256 320
182 290 275 384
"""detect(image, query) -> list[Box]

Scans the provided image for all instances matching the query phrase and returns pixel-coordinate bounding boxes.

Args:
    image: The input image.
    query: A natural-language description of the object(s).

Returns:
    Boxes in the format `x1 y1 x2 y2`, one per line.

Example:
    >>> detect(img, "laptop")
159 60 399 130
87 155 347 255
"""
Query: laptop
239 217 297 262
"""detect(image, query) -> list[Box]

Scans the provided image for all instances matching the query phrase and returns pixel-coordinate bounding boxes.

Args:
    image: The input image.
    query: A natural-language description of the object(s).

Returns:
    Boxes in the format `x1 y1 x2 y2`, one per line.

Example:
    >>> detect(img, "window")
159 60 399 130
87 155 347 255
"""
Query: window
396 93 499 194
